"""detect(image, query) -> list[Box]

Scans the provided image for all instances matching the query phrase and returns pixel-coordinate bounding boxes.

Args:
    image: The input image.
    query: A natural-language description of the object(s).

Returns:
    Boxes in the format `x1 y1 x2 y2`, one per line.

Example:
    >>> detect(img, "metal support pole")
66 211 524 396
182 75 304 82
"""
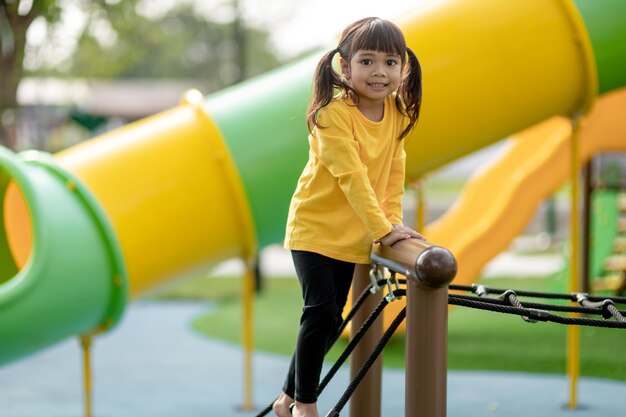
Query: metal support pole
413 179 426 231
80 335 93 417
567 117 583 409
241 258 256 411
349 263 384 417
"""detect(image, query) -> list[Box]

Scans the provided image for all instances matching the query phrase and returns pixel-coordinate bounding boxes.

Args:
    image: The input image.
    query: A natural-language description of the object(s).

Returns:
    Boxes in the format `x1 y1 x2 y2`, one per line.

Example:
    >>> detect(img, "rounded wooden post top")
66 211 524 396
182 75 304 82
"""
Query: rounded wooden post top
415 245 457 288
372 239 457 288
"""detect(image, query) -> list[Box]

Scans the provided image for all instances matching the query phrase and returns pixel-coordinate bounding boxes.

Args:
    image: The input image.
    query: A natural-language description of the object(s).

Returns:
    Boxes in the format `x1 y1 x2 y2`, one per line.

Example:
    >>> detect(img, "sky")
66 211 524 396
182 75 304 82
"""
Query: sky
117 0 433 58
242 0 433 58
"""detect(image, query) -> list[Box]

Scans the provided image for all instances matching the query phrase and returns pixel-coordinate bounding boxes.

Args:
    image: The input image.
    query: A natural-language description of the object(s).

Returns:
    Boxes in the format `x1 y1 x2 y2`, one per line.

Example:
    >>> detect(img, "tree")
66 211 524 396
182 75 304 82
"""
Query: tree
1 0 282 149
0 0 59 149
31 1 281 91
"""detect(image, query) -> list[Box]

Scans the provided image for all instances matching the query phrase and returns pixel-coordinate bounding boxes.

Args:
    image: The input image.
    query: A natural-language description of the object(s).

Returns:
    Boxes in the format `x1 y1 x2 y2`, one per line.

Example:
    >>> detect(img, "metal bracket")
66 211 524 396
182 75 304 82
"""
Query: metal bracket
369 264 383 293
385 272 403 302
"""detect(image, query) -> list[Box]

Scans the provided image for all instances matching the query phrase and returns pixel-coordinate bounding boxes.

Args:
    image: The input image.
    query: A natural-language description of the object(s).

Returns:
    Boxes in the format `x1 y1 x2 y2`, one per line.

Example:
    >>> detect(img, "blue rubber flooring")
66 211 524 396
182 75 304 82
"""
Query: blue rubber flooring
0 301 624 417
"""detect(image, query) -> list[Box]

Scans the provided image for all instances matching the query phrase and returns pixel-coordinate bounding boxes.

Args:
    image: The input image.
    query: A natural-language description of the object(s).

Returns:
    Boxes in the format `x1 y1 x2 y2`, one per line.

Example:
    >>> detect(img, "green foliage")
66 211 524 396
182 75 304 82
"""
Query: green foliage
1 0 282 147
28 1 281 90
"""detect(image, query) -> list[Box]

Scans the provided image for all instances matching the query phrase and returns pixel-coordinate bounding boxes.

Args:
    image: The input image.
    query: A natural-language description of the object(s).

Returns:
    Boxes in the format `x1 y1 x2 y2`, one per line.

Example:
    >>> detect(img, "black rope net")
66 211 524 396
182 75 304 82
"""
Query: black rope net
449 283 626 328
256 272 626 417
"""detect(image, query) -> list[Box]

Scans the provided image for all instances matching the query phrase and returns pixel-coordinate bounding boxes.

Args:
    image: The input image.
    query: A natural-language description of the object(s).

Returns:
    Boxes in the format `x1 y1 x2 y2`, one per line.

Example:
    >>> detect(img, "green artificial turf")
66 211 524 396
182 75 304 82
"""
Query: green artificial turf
153 274 626 381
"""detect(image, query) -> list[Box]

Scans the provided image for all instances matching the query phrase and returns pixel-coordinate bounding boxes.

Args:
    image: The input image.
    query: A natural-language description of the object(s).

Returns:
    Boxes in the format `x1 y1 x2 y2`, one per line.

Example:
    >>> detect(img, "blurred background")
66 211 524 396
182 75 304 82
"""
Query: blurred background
2 2 626 416
0 0 423 152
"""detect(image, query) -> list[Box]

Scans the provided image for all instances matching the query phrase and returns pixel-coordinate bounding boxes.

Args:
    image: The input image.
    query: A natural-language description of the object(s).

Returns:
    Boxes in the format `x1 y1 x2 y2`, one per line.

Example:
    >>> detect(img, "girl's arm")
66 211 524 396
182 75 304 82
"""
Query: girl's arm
381 139 406 224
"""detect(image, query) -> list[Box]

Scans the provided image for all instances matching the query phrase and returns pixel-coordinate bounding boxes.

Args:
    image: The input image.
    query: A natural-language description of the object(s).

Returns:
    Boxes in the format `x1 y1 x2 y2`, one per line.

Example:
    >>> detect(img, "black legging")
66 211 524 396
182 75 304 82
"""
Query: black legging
282 250 356 403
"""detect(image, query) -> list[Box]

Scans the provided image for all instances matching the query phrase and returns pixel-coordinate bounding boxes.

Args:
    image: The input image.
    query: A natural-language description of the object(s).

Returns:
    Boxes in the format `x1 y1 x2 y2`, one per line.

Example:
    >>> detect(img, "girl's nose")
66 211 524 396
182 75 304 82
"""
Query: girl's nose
372 65 386 76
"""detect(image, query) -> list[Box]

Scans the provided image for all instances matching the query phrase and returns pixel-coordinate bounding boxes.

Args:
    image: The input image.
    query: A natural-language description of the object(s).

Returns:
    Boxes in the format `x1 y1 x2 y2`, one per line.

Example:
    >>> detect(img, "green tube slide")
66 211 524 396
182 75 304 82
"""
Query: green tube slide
0 149 127 365
205 55 318 247
574 0 626 94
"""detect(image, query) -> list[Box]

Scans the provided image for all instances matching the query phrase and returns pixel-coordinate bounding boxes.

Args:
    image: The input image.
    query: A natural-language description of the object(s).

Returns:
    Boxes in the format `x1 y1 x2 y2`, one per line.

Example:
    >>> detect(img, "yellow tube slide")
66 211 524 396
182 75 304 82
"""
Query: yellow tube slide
398 0 595 177
54 92 256 297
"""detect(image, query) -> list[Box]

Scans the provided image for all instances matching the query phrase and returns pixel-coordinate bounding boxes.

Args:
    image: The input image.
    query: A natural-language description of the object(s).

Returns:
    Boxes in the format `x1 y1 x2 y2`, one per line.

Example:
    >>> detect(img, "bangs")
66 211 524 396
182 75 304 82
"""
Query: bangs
351 19 406 60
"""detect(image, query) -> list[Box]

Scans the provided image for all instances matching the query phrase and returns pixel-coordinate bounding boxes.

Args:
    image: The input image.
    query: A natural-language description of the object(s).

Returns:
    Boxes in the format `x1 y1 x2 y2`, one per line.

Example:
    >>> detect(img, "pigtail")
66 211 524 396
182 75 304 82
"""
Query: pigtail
306 49 344 133
396 47 423 140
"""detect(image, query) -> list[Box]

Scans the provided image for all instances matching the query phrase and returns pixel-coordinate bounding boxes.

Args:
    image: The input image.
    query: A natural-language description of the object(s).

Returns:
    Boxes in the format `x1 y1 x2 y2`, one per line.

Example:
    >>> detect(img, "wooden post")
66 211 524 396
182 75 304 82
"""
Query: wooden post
372 240 457 417
405 264 449 417
349 263 384 417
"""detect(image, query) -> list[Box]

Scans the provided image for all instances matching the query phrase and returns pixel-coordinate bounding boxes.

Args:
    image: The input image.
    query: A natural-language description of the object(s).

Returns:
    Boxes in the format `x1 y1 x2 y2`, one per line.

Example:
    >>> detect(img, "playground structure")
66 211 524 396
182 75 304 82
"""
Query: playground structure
1 0 626 414
330 242 626 417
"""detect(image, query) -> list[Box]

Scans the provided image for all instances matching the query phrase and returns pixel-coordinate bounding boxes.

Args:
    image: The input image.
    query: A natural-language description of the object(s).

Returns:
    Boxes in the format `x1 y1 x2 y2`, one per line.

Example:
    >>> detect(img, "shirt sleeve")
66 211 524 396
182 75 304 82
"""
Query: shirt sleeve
382 139 406 224
310 105 393 240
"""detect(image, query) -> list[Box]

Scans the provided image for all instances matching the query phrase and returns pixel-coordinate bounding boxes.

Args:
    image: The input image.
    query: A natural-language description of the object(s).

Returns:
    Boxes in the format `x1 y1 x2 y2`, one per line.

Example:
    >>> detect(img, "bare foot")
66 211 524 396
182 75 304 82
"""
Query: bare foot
272 392 294 417
292 401 319 417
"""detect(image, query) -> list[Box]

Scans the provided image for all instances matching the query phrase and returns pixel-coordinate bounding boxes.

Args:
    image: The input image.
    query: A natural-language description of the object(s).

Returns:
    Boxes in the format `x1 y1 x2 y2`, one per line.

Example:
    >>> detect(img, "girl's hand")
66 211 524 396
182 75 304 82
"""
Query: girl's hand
376 224 425 246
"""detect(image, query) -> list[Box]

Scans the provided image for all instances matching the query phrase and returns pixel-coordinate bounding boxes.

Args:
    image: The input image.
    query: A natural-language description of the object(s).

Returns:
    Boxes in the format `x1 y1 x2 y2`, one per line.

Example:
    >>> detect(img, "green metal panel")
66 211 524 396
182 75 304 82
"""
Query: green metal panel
575 0 626 94
589 190 619 279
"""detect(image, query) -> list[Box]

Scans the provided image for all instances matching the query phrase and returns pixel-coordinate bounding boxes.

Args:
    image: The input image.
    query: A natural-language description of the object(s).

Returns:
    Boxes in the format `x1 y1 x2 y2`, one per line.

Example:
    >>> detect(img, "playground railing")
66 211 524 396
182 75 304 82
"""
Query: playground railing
347 239 457 417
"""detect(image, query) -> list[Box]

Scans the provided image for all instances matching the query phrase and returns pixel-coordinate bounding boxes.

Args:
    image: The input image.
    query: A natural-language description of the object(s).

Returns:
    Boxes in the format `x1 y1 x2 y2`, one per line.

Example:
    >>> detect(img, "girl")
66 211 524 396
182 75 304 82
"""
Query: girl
274 17 423 417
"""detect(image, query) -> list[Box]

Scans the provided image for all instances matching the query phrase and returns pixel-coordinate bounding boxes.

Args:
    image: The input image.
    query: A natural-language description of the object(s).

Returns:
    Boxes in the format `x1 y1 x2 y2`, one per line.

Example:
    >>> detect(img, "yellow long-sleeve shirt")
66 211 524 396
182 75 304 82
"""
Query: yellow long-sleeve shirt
284 94 408 264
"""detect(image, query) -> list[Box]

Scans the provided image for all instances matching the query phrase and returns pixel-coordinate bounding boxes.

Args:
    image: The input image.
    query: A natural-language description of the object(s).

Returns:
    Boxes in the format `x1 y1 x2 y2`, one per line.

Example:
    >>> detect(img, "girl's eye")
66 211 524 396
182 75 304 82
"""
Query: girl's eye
360 59 372 65
387 60 399 66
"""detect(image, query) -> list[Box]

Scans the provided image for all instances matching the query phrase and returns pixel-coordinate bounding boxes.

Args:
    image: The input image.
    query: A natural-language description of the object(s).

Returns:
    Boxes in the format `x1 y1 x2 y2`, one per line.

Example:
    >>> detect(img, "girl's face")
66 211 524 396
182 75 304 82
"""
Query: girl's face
341 49 403 107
